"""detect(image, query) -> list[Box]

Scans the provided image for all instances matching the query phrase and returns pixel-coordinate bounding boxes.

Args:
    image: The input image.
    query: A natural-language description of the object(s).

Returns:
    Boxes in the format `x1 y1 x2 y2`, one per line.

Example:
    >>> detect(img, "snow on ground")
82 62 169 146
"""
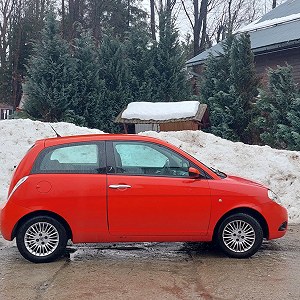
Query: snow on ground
0 119 103 204
121 101 200 120
0 119 299 223
142 131 300 224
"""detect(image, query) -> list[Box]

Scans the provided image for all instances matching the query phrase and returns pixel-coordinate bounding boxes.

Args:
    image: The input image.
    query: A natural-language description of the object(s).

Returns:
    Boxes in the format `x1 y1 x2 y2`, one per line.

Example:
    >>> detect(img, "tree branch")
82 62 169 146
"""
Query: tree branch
180 0 194 29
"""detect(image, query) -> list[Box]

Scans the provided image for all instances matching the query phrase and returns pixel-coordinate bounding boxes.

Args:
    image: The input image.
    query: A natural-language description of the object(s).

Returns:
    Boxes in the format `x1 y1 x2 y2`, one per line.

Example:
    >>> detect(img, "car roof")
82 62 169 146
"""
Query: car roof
41 134 168 147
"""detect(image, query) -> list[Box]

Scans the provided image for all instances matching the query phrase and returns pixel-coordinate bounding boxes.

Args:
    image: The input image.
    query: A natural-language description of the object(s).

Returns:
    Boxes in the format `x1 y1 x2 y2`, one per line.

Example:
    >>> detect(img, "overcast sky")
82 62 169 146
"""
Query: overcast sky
140 0 286 39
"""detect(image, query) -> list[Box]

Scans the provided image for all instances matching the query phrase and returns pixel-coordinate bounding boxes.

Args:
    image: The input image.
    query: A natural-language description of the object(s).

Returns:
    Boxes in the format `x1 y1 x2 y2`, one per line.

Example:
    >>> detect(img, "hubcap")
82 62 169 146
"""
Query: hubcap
222 220 255 253
24 222 59 257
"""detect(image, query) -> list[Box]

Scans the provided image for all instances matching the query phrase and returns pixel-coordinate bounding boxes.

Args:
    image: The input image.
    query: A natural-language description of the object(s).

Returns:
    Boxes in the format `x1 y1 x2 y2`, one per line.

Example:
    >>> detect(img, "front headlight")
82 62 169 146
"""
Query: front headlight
268 189 280 203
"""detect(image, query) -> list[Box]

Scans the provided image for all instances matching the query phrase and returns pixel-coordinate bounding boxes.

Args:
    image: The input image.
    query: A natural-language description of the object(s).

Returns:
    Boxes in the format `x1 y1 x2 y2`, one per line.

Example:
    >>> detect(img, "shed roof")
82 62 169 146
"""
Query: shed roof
186 0 300 67
115 102 208 124
0 103 13 109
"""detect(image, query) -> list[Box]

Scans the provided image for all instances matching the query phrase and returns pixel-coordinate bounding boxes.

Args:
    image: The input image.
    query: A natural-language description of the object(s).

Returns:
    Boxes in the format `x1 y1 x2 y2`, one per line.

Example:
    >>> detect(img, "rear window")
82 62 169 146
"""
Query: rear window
32 142 105 174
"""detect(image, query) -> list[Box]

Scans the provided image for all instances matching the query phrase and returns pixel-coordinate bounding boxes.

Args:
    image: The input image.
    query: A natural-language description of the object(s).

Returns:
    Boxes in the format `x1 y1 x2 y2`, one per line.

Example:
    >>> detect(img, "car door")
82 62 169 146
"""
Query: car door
107 141 211 237
31 141 107 242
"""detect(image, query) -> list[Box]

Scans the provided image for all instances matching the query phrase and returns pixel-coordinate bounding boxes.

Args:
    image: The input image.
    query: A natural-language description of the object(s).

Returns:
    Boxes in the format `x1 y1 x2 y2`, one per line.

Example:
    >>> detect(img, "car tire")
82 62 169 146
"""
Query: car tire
217 213 263 258
16 216 67 263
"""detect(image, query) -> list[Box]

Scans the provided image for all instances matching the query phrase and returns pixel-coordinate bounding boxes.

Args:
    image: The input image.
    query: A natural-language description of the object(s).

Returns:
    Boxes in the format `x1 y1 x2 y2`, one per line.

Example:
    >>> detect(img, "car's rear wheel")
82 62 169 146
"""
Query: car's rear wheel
217 213 263 258
16 216 67 263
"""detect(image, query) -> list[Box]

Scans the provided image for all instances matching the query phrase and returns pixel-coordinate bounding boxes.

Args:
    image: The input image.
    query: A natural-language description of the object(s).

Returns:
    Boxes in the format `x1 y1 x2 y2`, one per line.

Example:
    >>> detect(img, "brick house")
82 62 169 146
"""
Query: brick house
186 0 300 85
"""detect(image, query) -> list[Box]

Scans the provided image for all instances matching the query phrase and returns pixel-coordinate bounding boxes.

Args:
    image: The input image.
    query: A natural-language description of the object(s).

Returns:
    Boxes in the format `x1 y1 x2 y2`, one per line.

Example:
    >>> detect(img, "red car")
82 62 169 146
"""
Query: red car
0 134 288 263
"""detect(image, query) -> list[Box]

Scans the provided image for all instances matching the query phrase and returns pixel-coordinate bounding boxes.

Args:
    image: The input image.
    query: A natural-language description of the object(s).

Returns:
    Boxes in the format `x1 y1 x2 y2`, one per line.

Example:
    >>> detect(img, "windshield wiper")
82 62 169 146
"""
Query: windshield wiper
211 168 227 179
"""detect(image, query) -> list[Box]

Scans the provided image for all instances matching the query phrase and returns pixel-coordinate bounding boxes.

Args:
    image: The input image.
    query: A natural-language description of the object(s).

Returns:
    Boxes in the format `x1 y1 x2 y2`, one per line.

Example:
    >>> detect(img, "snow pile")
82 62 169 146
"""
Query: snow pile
121 101 200 120
239 13 300 32
0 119 103 203
0 119 299 223
141 131 300 223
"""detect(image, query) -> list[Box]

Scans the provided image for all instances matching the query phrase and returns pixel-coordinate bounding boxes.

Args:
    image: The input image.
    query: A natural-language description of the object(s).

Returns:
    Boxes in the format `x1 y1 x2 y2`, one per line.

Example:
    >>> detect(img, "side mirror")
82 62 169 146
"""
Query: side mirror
188 167 201 178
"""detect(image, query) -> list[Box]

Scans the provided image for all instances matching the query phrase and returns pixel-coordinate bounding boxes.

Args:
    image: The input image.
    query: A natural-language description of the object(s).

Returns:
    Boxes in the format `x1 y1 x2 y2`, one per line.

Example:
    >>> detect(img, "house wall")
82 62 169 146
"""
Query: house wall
192 46 300 90
254 47 300 84
159 121 199 132
135 123 160 134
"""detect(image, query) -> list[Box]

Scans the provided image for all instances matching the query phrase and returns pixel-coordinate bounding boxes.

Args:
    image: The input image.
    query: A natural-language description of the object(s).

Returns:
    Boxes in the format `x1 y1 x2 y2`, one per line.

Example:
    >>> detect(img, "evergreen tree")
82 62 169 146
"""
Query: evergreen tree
24 12 75 122
201 36 238 141
201 33 259 143
66 27 104 128
123 27 155 102
254 65 300 150
229 33 260 142
150 10 191 102
98 35 134 132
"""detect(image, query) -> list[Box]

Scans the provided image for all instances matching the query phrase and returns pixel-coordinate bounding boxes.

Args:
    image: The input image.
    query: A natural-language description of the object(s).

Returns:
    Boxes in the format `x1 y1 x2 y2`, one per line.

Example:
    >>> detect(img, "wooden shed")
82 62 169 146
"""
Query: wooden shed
115 101 209 134
0 103 13 120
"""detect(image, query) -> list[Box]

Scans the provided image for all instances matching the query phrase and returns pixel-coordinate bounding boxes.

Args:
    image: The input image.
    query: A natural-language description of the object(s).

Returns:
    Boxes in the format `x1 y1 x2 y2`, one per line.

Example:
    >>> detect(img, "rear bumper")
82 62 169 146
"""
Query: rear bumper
0 201 32 240
261 201 288 240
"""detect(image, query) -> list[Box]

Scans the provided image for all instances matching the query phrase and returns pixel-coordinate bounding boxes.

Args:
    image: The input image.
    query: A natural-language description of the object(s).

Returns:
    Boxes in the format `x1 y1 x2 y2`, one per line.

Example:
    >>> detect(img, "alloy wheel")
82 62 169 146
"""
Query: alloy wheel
222 220 256 253
24 222 60 257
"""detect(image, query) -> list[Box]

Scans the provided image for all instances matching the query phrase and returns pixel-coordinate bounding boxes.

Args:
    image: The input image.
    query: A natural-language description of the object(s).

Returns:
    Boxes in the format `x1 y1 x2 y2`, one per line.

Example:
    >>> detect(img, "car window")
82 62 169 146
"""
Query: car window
112 142 190 177
33 143 105 174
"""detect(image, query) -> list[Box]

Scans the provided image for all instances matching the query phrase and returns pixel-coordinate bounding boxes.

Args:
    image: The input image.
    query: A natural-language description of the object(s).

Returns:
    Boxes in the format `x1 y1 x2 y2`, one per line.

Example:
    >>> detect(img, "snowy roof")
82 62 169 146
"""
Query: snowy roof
186 0 300 67
115 101 207 124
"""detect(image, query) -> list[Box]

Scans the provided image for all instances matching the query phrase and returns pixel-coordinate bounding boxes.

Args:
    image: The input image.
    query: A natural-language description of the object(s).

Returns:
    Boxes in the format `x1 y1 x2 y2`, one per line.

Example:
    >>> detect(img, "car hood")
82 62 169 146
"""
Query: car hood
226 175 267 189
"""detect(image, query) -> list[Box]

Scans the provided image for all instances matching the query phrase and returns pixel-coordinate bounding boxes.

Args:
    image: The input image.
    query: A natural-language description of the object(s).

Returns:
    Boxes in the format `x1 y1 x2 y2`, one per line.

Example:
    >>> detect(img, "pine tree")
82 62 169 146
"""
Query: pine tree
98 35 134 132
201 33 259 143
66 27 104 128
201 36 238 141
150 10 191 102
24 11 75 122
123 28 155 102
254 65 300 150
229 33 260 142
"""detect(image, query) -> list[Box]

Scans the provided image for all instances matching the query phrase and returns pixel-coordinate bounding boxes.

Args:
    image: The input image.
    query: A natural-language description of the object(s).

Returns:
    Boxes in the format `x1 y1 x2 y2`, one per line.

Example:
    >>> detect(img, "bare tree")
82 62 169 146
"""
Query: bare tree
0 0 15 70
208 0 263 43
150 0 156 40
149 0 177 41
179 0 282 55
180 0 217 56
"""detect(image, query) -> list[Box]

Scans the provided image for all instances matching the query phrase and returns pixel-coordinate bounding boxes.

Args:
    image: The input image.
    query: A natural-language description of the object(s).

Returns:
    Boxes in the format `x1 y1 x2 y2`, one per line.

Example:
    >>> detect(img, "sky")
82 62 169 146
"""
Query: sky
140 0 287 39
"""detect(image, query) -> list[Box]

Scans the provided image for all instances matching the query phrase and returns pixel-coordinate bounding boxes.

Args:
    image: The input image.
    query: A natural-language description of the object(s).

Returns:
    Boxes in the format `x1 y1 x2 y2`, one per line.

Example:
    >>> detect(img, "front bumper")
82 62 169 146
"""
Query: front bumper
261 201 288 240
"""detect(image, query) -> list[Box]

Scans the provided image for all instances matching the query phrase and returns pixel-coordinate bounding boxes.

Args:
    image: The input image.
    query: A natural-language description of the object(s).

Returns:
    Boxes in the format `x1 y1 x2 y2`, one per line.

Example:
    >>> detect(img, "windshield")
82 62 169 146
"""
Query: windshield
178 148 227 179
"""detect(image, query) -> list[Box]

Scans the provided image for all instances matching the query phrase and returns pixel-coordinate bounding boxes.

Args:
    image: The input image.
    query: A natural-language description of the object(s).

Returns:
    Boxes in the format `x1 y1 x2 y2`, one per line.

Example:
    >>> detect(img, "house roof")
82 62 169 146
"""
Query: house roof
186 0 300 67
115 102 208 124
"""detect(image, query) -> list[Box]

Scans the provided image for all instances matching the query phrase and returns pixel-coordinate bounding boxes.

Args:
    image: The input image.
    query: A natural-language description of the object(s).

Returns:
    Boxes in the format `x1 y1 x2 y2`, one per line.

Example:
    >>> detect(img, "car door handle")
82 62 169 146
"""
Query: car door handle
109 184 131 189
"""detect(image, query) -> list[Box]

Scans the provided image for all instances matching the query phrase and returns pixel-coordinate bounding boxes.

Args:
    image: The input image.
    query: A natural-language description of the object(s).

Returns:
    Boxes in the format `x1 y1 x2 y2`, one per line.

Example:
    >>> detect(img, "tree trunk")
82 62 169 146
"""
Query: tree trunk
193 0 201 56
272 0 277 9
199 0 208 52
62 0 65 38
127 0 130 29
150 0 156 40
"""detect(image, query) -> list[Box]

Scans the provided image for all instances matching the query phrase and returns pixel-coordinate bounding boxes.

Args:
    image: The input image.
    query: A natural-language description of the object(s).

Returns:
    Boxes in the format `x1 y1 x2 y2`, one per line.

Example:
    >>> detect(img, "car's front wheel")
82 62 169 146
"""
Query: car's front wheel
217 213 263 258
16 216 67 263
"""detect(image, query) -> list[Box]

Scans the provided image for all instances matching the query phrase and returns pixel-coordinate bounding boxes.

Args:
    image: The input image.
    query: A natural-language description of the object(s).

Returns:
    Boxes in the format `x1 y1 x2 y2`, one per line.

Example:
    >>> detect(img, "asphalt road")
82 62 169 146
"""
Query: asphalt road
1 225 300 300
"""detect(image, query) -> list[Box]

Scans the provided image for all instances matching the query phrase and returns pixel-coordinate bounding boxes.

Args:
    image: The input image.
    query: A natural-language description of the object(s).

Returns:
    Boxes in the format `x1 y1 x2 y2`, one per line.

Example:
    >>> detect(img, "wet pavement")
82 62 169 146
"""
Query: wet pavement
1 225 300 300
